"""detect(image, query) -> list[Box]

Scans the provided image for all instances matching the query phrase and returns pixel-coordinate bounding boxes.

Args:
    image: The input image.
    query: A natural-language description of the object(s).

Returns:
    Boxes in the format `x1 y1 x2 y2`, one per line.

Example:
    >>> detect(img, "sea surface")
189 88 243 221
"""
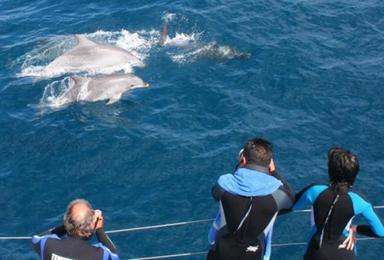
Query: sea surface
1 0 384 259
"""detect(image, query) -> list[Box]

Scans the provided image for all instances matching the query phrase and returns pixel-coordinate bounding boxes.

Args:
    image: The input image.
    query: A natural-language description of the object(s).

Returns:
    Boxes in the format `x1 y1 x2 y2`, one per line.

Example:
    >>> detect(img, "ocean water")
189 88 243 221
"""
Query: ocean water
1 0 384 259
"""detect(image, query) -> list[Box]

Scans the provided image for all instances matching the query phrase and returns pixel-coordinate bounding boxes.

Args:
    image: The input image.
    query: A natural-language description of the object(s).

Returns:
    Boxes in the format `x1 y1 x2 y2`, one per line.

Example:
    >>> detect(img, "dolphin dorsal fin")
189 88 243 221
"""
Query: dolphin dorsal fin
75 34 96 46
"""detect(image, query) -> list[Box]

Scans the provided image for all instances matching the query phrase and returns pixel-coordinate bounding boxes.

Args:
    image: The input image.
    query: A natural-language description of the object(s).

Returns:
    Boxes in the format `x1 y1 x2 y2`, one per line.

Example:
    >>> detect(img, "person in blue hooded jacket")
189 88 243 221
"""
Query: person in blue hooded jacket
293 147 384 260
207 138 294 260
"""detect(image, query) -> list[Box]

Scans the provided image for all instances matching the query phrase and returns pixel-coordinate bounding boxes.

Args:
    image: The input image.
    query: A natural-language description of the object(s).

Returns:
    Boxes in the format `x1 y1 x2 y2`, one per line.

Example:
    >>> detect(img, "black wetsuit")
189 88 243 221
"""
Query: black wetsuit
32 225 119 260
207 166 294 260
294 184 384 260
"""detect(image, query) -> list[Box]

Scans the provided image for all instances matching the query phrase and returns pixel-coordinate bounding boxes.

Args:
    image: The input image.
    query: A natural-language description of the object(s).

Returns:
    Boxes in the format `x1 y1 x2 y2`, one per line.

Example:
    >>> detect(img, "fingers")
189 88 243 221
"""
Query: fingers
345 237 352 250
342 225 356 251
93 209 104 229
94 209 102 219
347 236 355 250
341 236 353 251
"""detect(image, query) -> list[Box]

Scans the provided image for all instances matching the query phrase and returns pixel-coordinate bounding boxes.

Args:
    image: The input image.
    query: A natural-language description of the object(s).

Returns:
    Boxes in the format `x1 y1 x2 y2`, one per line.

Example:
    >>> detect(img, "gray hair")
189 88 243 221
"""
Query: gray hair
64 199 95 238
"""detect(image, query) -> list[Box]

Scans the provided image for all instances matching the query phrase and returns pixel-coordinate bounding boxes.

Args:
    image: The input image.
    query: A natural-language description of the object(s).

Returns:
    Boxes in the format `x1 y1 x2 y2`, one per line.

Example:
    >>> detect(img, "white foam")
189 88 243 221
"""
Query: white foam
170 52 196 63
18 35 76 77
40 77 74 108
115 29 159 60
164 32 198 47
162 13 176 23
77 79 90 101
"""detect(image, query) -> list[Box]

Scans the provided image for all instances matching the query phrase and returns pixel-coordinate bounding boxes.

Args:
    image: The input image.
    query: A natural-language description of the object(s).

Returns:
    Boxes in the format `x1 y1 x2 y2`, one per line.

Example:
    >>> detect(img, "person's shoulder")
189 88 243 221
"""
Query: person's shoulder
216 173 234 189
309 184 327 188
348 190 372 213
32 234 60 244
307 184 328 193
217 173 232 182
302 184 328 200
348 190 370 202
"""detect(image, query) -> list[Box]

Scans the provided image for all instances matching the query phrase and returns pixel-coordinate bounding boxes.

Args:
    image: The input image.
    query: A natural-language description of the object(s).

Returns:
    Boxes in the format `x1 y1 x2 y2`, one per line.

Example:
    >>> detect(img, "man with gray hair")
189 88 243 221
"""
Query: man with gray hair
32 199 119 260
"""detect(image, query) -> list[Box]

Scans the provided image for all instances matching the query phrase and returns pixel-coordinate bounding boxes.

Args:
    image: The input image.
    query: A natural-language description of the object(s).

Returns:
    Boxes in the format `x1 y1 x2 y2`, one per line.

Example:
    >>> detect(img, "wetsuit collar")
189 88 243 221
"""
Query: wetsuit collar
243 163 269 174
68 235 92 241
217 167 283 197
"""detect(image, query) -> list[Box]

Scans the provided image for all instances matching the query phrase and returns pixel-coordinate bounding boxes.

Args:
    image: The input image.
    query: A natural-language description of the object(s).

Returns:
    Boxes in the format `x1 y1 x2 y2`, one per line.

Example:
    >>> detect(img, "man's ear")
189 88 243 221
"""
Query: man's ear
239 155 247 165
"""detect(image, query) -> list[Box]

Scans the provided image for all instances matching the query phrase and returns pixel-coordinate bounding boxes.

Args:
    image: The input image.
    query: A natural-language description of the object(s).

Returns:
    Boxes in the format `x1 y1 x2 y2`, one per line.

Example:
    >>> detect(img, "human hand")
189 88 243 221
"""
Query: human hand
340 225 356 250
93 209 104 230
269 158 276 174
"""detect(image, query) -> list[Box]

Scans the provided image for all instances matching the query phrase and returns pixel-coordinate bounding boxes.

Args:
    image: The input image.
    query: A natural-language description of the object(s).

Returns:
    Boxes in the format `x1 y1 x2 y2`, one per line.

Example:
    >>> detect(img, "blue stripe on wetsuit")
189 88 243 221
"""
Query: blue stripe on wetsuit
32 234 61 260
32 234 120 260
349 192 384 237
293 185 327 243
93 243 120 260
293 185 327 209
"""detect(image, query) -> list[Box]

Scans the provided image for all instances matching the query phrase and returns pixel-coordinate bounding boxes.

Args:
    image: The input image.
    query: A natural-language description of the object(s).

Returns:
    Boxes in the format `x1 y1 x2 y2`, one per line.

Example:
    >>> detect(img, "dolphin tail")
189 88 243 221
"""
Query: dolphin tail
159 23 168 46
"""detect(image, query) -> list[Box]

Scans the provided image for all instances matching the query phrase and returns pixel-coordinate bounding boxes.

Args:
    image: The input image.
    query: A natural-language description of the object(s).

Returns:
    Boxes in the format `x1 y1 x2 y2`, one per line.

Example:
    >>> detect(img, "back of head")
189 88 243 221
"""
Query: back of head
64 199 95 238
242 138 272 167
328 147 359 187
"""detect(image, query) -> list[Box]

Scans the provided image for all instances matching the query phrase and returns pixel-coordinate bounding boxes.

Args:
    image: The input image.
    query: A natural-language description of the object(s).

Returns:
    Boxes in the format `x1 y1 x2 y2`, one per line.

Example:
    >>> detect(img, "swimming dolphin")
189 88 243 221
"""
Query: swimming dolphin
159 23 250 60
58 74 149 105
43 35 144 76
191 42 250 60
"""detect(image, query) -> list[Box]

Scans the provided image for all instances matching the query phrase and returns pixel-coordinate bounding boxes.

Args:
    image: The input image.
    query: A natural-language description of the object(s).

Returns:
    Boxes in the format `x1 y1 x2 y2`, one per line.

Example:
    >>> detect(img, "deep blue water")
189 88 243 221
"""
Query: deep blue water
1 0 384 259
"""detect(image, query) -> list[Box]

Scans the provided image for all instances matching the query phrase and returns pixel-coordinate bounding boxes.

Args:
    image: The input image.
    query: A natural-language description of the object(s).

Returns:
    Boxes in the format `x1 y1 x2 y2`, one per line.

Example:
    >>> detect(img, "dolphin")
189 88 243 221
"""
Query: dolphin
43 35 144 76
159 23 250 60
57 74 149 106
191 42 250 60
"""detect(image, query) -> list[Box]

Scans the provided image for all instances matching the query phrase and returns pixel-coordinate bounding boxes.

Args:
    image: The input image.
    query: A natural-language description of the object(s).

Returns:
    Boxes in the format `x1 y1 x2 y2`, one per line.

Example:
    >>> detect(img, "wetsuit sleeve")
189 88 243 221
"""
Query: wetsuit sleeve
357 205 384 237
350 193 384 237
356 225 384 237
35 225 67 237
270 170 295 202
294 184 315 203
45 225 67 237
32 225 66 254
293 185 327 210
211 183 225 201
270 170 295 214
95 228 118 254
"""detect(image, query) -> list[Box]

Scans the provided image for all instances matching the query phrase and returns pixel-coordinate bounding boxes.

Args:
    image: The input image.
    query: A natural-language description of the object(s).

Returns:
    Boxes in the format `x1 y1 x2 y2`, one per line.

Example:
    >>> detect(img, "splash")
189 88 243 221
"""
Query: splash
162 12 176 23
18 35 76 77
40 77 77 108
163 32 199 47
116 29 160 59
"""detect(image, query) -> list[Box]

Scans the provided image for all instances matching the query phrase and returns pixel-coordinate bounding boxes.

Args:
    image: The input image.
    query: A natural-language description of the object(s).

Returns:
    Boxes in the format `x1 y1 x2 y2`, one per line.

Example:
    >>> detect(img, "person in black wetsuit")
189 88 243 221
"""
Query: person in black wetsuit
32 199 119 260
207 138 294 260
293 147 384 260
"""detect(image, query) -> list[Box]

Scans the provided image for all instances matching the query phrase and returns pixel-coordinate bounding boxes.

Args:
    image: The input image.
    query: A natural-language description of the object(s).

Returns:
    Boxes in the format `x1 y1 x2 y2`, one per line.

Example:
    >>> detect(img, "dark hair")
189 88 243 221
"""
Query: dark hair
242 138 273 167
64 199 95 238
328 147 359 187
